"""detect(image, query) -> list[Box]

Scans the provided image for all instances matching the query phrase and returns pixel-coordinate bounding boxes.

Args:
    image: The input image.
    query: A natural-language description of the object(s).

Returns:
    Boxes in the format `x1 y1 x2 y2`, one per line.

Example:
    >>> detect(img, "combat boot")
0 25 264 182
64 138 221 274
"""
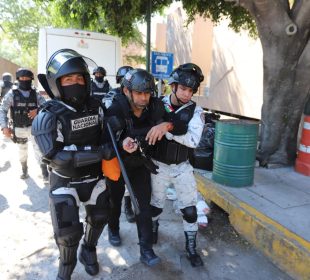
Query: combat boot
78 223 103 276
124 196 135 223
108 227 121 246
139 242 161 266
152 219 159 244
40 163 49 182
184 231 203 267
78 244 99 276
20 162 29 179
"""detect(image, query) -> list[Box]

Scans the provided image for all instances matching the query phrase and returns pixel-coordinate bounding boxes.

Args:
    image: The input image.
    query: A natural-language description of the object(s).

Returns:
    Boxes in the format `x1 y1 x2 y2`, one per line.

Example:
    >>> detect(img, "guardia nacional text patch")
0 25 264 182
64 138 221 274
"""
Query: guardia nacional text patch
71 115 98 131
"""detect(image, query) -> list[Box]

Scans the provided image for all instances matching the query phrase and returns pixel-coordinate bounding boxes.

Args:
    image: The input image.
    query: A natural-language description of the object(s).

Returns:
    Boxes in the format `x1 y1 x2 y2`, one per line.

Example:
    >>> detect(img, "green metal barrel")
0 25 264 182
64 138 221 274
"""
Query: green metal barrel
212 119 259 187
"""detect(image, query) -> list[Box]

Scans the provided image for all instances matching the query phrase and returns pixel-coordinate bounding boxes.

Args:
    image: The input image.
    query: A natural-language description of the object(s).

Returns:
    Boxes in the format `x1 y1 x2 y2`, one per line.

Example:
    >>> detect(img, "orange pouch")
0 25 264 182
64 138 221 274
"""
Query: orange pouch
102 157 121 181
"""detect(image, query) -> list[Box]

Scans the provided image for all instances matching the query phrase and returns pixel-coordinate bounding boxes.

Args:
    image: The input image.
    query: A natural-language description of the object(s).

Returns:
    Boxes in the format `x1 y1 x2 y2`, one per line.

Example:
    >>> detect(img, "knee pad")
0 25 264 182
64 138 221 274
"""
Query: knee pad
151 205 163 218
50 192 83 246
181 206 197 223
85 191 110 227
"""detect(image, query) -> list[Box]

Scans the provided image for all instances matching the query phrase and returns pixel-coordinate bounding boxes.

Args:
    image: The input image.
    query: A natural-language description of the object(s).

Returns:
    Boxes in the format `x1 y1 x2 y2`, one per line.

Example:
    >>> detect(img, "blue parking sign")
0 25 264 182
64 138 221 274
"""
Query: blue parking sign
151 51 174 79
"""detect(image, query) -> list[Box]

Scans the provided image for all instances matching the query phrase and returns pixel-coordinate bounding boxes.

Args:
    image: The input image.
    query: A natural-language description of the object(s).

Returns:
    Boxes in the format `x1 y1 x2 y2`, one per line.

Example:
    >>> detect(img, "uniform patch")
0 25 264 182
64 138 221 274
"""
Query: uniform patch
71 115 98 131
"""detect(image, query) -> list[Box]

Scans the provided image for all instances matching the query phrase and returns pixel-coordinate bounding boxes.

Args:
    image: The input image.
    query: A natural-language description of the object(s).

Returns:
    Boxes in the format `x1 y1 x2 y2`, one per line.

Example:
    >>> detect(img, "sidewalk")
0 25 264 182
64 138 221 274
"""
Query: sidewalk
195 166 310 280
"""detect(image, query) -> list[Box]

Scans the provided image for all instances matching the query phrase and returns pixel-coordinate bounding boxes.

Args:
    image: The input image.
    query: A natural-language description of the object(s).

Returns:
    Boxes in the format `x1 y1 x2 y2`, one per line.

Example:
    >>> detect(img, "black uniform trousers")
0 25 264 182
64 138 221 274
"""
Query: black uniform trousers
108 164 152 246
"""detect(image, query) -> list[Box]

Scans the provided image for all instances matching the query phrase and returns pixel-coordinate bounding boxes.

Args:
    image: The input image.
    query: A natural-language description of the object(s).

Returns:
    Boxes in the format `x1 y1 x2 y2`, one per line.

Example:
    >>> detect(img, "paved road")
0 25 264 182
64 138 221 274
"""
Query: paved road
0 136 292 280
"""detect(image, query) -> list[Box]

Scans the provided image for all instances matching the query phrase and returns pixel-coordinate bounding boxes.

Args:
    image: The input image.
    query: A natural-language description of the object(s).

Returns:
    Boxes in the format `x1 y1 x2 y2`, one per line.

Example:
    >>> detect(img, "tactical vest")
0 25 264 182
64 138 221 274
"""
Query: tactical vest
153 101 196 165
91 81 110 102
44 99 103 178
11 89 37 127
47 99 102 147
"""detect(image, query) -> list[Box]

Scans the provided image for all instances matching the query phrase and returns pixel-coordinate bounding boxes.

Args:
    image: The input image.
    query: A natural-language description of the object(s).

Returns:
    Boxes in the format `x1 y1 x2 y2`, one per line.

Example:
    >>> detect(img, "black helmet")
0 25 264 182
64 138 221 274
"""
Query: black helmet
93 66 106 76
168 63 204 93
16 68 34 80
122 69 155 93
2 72 13 83
45 48 96 99
116 66 133 84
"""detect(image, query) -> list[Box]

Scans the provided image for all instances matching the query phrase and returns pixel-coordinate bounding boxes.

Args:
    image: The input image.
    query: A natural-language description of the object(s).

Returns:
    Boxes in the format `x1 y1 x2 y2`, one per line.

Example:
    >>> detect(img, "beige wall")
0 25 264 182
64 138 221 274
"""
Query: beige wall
155 24 167 52
191 16 213 95
0 57 20 80
155 8 263 119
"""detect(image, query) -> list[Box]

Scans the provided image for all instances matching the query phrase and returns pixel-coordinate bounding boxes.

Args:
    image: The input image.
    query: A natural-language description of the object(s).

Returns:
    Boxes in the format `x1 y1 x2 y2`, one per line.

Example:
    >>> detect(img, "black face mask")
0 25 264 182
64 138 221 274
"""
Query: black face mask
62 84 87 111
95 76 104 83
19 80 32 91
3 81 12 88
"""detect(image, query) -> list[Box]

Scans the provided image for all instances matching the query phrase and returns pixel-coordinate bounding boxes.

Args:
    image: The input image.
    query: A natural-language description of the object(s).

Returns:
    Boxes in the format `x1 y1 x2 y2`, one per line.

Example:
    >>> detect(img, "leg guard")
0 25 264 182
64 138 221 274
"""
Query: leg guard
79 218 105 276
184 231 203 267
79 243 99 276
80 190 110 276
50 191 83 279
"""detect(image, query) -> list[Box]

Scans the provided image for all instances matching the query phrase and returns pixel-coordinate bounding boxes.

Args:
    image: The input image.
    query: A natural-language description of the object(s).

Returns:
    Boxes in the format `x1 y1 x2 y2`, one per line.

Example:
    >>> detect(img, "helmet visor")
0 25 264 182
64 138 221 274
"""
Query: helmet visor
47 49 97 75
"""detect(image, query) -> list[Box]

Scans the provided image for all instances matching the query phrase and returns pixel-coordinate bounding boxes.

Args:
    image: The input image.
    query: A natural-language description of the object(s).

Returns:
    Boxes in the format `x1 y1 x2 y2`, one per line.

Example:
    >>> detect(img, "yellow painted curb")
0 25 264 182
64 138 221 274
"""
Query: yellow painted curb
195 173 310 280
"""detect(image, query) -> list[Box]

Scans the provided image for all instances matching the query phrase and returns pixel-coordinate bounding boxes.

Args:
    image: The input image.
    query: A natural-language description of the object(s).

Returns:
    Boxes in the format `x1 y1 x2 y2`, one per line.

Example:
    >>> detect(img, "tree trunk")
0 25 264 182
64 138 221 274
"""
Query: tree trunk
237 0 310 166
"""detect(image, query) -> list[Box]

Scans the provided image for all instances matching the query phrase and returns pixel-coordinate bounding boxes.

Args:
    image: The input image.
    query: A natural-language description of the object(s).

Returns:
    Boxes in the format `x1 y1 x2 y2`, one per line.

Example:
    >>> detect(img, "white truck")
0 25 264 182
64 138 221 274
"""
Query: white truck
38 28 122 90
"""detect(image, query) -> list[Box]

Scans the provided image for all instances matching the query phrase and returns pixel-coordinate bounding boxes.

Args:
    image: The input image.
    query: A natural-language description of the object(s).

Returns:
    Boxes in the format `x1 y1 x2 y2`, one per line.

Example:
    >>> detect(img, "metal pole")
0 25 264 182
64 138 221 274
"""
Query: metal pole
146 0 151 72
158 79 162 97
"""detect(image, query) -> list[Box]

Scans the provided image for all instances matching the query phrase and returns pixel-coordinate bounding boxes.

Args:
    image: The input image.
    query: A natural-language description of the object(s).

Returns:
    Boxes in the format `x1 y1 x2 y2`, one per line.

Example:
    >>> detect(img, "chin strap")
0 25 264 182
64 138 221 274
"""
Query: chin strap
172 84 186 106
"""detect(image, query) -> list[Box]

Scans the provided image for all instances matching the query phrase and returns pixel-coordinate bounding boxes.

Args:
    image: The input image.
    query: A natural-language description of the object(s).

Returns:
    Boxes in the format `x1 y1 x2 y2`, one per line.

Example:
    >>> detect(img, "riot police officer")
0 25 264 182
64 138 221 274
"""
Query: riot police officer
0 72 13 101
32 49 114 280
104 65 133 109
146 63 205 267
91 66 111 103
103 68 170 266
0 68 48 180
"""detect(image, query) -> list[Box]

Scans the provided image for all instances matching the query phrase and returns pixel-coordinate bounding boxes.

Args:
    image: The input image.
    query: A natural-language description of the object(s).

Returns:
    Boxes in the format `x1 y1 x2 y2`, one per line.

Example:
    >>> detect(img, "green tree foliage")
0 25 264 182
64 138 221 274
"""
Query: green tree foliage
0 0 52 68
182 0 256 36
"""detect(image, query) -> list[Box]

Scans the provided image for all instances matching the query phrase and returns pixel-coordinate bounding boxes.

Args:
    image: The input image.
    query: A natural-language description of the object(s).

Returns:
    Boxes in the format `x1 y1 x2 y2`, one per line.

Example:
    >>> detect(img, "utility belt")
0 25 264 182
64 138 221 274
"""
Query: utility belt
153 138 192 165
